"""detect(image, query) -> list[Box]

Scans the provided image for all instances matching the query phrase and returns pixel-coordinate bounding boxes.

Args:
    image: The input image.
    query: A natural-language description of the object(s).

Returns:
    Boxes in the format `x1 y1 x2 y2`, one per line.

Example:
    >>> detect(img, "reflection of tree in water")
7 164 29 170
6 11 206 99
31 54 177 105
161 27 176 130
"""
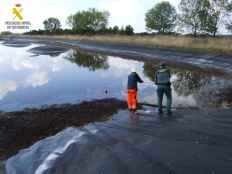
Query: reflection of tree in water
143 62 232 107
143 62 210 96
197 80 232 108
172 71 210 96
143 62 158 82
67 50 109 71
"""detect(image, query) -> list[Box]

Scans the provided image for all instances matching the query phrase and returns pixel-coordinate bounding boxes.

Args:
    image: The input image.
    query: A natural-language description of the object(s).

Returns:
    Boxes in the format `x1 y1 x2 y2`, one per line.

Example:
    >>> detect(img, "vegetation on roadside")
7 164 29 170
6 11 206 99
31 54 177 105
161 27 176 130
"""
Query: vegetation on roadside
23 34 232 54
0 31 12 35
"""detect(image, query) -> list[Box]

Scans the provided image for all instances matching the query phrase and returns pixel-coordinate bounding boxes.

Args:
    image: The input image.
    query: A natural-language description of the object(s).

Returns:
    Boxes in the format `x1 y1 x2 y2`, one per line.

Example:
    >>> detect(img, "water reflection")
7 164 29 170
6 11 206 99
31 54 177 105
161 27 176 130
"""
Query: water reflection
129 112 140 125
66 50 109 71
143 62 232 107
0 161 4 174
0 42 231 111
143 63 156 82
143 62 210 95
172 71 210 97
0 44 65 111
197 79 232 107
2 39 31 48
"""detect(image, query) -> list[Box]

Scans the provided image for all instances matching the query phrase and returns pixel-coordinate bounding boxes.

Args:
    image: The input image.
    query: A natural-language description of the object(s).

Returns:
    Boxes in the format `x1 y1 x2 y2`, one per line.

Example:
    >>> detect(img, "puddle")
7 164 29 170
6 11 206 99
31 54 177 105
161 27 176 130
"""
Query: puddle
0 43 231 112
0 161 4 174
2 39 31 48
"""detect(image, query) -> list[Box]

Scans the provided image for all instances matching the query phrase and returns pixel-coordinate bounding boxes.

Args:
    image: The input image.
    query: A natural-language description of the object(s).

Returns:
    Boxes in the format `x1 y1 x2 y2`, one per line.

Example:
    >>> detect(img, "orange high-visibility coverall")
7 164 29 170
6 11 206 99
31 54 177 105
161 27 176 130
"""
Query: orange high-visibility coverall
127 89 137 110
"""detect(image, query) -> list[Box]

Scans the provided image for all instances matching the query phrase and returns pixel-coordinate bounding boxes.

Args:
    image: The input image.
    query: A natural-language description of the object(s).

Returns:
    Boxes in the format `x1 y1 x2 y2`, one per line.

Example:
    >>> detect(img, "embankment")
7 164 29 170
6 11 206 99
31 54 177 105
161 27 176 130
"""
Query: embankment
0 98 127 160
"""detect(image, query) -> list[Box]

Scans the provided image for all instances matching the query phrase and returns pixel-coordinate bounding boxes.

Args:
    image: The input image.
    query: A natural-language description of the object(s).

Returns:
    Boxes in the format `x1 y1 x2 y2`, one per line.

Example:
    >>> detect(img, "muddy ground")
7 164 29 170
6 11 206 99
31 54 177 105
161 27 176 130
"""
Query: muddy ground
0 98 127 160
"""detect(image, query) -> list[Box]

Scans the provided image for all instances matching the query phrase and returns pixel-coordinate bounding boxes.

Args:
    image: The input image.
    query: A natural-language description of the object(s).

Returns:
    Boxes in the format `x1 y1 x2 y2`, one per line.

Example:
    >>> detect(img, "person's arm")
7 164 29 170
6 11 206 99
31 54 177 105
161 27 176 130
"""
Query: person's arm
155 72 158 85
136 73 144 83
168 69 171 78
167 69 171 86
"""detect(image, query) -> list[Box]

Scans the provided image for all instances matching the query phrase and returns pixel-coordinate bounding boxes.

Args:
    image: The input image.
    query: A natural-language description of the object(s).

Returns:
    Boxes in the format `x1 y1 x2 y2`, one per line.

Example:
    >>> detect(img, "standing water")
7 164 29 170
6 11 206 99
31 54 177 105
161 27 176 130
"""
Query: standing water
0 42 231 111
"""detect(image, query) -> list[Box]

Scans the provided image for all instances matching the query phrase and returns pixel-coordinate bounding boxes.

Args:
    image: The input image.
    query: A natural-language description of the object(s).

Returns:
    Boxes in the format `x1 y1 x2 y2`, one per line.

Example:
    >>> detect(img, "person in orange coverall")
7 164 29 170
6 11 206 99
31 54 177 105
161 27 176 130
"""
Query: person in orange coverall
127 68 144 112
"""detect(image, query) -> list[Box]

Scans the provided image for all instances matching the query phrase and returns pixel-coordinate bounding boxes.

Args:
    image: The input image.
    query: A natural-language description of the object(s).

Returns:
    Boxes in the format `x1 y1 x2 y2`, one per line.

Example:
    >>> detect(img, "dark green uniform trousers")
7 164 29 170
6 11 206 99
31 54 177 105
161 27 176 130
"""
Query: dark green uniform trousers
157 85 172 113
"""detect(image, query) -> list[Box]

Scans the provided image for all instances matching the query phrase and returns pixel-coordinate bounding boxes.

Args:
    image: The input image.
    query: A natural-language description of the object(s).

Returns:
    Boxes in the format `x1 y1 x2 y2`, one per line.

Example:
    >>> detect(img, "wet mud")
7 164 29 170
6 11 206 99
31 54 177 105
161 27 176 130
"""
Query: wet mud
0 98 127 160
29 45 69 56
2 38 31 48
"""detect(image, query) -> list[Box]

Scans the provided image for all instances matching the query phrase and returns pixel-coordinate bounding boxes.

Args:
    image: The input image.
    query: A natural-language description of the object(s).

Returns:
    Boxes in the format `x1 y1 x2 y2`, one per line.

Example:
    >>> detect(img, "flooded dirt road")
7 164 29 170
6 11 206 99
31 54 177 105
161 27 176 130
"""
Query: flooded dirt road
0 38 231 111
0 38 232 173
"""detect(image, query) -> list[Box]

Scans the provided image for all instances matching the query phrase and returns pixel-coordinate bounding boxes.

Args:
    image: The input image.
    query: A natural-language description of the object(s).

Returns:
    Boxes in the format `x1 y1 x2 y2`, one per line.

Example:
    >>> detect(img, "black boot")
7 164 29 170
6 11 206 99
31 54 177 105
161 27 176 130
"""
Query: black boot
158 109 163 115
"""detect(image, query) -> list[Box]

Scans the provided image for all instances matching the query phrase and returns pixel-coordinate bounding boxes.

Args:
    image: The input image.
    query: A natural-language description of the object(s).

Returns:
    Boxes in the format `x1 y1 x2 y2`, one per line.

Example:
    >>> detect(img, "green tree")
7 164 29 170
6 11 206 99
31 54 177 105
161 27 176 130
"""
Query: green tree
43 17 61 32
179 0 202 37
112 26 120 34
119 26 125 34
145 1 177 33
180 0 225 37
224 0 232 32
67 8 109 34
106 27 113 34
125 25 134 35
198 0 223 37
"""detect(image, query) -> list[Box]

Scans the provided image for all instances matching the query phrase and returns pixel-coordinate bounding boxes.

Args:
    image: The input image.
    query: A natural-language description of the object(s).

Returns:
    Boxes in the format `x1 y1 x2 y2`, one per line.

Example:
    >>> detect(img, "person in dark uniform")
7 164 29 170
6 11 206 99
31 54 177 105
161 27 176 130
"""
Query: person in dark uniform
155 63 172 115
127 68 144 112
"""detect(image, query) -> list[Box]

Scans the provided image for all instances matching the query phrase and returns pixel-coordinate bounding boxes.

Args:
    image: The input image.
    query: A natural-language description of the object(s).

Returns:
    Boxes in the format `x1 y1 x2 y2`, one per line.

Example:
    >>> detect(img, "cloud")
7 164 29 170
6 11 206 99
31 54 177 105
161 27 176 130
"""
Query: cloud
25 71 49 88
0 45 66 101
0 81 18 100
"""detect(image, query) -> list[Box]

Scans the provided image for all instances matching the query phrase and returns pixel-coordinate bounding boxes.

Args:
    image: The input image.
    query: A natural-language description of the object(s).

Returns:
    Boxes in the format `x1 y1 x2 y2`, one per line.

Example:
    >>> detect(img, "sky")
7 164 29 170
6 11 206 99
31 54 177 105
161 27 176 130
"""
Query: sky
0 0 180 33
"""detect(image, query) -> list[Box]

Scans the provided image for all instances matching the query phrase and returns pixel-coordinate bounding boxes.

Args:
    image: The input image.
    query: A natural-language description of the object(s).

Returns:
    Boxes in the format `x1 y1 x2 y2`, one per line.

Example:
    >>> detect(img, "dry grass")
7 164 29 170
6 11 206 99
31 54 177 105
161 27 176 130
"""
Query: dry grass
21 34 232 54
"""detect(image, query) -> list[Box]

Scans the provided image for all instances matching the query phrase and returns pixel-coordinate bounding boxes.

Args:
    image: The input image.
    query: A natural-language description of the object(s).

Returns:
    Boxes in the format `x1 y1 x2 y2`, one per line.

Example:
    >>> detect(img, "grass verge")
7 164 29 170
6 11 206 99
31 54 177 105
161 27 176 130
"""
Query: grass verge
3 34 232 54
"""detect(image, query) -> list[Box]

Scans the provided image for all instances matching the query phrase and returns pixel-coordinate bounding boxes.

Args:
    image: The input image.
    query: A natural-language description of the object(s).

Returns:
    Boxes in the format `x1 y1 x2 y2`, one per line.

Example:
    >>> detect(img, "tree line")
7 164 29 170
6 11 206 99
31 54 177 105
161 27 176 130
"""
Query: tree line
25 0 232 37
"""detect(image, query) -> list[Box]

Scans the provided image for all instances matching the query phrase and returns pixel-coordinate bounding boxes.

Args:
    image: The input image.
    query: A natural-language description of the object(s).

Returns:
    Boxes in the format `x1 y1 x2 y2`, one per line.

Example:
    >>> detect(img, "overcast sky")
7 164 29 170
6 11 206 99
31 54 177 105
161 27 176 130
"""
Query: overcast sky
0 0 180 33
